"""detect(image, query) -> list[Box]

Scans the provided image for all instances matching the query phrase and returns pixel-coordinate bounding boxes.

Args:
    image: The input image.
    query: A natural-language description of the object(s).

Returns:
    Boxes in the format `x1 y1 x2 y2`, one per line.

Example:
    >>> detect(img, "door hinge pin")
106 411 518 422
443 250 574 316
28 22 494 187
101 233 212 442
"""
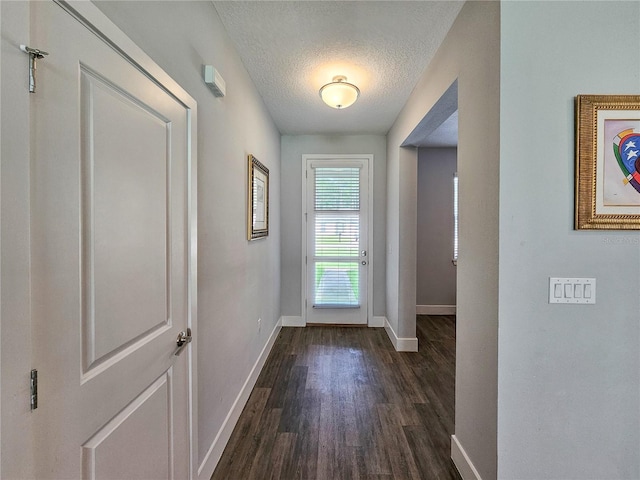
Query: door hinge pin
20 45 49 94
30 369 38 411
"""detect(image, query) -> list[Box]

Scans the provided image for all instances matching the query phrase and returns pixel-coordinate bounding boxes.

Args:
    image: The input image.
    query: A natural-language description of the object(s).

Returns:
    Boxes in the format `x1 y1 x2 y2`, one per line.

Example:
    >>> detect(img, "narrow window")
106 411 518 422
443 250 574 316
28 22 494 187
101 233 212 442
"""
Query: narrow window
453 172 459 265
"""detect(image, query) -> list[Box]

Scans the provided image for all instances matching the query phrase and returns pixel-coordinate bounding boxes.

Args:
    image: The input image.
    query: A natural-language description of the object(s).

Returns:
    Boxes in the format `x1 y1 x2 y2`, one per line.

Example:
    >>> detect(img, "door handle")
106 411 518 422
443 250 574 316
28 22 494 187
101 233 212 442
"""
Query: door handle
174 328 192 356
361 260 367 265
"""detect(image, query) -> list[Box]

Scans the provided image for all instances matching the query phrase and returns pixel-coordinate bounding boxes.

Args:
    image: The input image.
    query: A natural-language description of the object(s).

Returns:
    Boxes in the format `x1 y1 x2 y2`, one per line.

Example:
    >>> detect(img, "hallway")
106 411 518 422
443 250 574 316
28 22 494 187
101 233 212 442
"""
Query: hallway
211 315 458 479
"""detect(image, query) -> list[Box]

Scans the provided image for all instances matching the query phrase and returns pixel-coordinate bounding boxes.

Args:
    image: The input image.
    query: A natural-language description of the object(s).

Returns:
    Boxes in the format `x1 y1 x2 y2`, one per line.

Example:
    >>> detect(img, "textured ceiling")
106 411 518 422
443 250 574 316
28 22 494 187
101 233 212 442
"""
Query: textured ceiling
213 1 464 137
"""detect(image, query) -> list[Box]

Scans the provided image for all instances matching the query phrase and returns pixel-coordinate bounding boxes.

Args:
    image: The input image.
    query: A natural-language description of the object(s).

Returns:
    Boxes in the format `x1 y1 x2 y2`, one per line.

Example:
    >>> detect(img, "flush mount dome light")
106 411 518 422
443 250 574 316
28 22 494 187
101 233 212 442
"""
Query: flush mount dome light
319 75 360 109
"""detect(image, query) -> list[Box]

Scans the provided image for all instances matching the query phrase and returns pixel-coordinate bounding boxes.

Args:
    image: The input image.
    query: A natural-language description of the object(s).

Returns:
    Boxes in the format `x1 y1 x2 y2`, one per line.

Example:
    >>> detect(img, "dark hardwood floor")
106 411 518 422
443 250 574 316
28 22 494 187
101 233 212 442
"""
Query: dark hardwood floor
211 315 459 480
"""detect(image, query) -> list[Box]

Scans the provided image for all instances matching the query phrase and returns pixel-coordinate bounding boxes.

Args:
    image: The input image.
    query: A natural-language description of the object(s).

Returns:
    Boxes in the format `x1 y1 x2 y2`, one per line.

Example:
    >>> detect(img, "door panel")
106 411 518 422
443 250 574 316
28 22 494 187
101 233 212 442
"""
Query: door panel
305 158 369 324
82 371 173 480
30 2 195 478
81 65 172 374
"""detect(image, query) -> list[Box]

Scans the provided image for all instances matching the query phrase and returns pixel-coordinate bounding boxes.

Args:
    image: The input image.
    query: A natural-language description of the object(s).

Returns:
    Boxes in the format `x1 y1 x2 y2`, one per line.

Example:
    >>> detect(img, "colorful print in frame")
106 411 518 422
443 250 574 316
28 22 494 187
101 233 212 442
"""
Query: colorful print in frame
575 95 640 229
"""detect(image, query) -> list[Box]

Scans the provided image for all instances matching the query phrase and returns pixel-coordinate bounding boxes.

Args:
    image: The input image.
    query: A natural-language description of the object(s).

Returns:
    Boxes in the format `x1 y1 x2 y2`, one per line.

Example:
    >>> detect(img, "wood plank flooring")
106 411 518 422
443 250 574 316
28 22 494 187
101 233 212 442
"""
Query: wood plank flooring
211 315 459 480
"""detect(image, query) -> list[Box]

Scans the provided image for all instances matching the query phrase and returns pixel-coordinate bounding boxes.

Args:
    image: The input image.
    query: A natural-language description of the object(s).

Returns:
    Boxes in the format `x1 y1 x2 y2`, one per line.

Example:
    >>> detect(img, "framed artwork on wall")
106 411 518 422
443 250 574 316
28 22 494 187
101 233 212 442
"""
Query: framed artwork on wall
248 154 269 240
575 94 640 230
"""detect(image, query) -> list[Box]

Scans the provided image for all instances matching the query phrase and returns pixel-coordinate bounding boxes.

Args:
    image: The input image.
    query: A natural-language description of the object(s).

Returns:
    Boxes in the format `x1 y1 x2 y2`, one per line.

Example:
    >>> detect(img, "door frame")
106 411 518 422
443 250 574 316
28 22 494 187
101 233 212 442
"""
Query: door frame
301 154 374 326
1 2 39 477
0 1 198 477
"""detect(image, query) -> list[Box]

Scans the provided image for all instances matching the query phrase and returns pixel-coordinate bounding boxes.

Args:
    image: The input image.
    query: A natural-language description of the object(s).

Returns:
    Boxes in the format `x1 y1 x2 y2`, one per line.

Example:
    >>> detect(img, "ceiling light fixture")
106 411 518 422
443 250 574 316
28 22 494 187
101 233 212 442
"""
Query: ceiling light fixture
319 75 360 109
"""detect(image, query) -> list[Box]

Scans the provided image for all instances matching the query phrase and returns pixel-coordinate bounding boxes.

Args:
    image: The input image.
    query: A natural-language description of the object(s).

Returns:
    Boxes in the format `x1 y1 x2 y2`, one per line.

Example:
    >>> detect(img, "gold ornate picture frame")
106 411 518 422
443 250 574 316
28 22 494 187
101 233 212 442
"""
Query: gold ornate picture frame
575 94 640 230
248 154 269 240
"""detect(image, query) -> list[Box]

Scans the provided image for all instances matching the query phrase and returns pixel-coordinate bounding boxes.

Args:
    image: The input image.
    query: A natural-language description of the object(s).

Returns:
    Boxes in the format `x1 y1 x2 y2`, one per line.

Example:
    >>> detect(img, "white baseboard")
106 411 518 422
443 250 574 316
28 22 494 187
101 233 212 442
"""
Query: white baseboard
281 315 305 327
197 318 282 479
416 305 456 315
451 434 482 480
383 318 418 352
283 316 385 328
280 317 307 327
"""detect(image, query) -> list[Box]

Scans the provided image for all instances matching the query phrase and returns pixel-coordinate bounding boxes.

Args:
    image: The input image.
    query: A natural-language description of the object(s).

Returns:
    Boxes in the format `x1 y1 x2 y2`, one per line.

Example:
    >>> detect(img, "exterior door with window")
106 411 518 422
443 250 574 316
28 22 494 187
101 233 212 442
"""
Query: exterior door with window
305 156 370 324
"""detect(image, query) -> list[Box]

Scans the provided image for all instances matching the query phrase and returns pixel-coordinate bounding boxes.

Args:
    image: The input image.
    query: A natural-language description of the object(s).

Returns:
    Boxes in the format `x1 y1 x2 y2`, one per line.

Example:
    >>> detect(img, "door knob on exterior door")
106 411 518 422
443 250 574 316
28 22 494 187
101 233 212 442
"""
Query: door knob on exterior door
174 328 192 356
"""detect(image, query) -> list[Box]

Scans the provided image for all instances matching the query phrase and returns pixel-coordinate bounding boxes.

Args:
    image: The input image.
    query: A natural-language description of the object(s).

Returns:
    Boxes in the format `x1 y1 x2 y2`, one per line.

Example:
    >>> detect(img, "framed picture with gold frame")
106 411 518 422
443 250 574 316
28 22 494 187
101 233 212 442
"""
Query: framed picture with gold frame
247 154 269 240
575 94 640 230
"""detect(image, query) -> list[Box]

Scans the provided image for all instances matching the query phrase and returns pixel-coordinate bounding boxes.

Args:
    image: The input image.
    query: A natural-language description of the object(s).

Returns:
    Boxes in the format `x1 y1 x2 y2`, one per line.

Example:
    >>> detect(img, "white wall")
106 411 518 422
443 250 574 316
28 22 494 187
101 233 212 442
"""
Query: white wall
280 135 387 318
387 2 500 478
498 2 640 478
417 147 457 307
93 2 281 477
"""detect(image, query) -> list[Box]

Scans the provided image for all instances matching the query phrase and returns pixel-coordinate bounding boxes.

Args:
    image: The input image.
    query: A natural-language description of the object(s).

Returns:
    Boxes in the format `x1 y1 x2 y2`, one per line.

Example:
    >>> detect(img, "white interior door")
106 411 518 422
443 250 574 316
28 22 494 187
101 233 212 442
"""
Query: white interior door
30 2 196 478
305 156 370 324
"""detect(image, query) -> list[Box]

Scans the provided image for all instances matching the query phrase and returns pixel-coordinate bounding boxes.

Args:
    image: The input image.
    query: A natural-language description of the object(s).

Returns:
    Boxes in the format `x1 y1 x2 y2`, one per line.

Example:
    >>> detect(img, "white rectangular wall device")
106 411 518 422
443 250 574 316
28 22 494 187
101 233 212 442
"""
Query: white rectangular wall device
203 65 225 97
549 277 596 304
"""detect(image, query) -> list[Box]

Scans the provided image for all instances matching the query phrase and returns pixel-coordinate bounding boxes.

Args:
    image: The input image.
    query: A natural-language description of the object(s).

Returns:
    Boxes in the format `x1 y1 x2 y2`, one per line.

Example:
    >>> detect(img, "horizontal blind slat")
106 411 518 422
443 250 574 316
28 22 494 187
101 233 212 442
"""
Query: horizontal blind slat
315 167 360 211
315 212 359 257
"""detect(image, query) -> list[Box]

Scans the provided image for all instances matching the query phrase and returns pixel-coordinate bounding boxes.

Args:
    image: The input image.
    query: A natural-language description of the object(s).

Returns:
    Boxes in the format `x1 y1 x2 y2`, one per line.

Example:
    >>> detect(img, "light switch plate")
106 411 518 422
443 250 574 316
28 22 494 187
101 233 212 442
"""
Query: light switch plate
549 277 596 304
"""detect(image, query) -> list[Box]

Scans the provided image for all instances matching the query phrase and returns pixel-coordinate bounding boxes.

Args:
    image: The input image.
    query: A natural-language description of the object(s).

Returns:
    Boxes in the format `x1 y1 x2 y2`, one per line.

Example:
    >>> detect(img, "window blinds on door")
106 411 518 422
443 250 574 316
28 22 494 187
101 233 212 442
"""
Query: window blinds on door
313 167 360 307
